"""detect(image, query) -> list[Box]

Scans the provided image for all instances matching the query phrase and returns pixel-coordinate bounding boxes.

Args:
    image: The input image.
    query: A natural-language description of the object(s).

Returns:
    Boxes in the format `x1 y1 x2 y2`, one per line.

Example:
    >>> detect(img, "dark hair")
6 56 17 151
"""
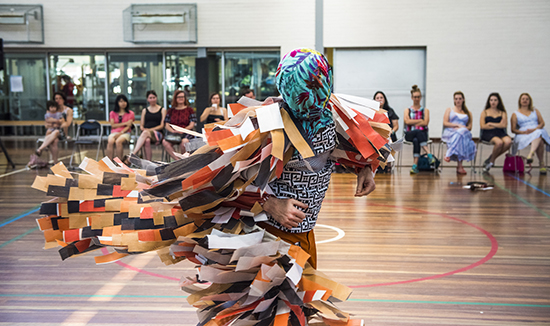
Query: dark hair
453 91 471 122
46 100 57 110
146 90 158 98
241 88 254 97
485 92 506 112
114 94 130 113
171 90 190 108
54 91 67 103
209 92 221 105
373 91 392 112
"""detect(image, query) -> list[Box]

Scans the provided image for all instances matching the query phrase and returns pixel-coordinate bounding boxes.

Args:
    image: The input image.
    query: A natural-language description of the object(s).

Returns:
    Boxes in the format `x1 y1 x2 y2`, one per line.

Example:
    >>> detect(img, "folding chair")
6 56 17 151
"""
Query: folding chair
36 124 75 162
438 126 475 173
397 123 433 169
70 120 105 167
473 130 494 173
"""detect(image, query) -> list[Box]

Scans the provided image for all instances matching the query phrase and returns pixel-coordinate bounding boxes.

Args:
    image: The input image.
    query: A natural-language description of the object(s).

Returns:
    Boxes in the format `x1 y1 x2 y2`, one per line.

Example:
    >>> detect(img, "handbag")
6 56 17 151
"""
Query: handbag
503 154 524 173
164 131 182 143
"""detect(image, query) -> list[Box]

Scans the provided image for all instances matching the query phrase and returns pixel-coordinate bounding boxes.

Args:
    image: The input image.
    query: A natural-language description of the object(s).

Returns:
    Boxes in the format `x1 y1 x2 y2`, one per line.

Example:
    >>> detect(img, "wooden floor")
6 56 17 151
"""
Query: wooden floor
1 140 549 325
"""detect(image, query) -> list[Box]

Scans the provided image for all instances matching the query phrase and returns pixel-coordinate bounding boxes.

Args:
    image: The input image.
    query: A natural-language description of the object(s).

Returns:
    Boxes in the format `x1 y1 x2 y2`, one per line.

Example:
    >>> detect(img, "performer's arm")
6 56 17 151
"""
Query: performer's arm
355 165 375 197
262 197 308 229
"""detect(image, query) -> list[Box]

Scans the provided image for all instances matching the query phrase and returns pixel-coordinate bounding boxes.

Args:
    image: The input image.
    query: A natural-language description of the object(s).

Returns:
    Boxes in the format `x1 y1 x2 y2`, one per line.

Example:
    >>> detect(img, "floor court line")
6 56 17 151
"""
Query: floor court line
0 294 548 308
508 173 550 197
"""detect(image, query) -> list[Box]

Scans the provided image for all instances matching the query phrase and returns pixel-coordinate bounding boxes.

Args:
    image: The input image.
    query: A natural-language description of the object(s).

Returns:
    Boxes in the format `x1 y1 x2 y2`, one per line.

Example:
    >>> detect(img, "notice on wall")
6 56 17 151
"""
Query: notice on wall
10 76 24 92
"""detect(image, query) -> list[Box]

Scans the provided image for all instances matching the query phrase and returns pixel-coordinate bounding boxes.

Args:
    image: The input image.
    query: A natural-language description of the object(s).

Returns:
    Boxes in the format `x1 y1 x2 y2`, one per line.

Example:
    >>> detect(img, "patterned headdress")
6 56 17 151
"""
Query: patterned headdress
276 48 333 138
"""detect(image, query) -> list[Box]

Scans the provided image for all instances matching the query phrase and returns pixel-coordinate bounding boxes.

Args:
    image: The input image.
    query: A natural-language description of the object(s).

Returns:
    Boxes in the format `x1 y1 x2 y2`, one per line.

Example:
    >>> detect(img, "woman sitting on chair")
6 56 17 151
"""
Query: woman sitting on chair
480 92 512 172
511 93 550 174
162 90 196 161
35 92 73 163
129 90 166 162
442 91 476 175
403 85 435 174
200 93 227 124
106 95 135 161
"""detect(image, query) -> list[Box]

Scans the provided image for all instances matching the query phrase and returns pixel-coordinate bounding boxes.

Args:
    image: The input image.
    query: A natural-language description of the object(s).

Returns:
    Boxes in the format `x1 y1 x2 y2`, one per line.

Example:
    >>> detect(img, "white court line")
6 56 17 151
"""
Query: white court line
0 152 85 179
315 223 346 244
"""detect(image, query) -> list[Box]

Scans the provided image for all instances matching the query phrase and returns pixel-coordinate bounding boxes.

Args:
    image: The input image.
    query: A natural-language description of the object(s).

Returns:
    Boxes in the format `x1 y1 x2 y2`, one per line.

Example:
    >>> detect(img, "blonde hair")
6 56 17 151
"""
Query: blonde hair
410 85 421 96
518 93 533 111
453 91 471 122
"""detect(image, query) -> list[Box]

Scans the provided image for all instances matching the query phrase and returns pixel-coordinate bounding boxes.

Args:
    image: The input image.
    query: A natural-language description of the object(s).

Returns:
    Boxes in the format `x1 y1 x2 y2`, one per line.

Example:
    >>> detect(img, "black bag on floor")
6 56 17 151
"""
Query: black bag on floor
417 154 440 171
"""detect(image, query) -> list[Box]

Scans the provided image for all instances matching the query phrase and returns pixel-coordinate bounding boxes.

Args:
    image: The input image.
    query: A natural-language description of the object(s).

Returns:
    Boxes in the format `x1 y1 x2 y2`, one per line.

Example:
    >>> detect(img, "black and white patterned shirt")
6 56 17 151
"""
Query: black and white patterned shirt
266 121 337 233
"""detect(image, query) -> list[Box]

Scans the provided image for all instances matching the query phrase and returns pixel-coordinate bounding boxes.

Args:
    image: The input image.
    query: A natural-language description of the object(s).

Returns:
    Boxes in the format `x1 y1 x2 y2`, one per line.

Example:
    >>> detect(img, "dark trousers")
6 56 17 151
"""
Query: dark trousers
405 129 428 157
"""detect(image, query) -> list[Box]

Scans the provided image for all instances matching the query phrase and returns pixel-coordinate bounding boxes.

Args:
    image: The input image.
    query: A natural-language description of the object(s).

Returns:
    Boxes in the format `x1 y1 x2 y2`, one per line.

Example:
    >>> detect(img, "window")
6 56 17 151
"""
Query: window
0 53 47 120
223 52 279 104
165 52 197 108
49 54 106 120
108 53 163 119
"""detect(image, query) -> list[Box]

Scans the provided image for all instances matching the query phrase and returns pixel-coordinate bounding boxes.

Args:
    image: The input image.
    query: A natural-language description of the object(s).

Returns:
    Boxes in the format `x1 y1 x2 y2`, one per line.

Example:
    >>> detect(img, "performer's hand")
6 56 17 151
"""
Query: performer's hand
262 197 308 229
355 165 376 197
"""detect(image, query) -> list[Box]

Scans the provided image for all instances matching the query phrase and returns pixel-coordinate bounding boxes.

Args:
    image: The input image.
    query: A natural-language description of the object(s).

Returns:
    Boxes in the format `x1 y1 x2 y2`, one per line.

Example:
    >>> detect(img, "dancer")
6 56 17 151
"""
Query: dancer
480 92 512 172
442 91 476 174
404 85 434 174
511 93 549 174
33 48 392 325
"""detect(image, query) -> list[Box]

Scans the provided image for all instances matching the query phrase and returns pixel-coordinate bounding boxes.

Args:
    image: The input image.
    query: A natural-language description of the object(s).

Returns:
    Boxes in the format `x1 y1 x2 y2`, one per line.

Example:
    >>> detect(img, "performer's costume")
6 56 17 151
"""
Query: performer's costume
32 49 394 325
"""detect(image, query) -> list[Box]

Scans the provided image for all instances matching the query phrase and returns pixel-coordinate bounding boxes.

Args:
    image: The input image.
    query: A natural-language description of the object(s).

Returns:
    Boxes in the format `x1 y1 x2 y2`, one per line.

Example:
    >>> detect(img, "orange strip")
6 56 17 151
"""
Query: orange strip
206 129 235 146
36 216 53 231
288 244 310 268
280 109 314 158
334 106 376 158
228 103 247 116
181 165 213 191
57 218 71 231
44 229 63 242
94 251 129 264
270 129 285 160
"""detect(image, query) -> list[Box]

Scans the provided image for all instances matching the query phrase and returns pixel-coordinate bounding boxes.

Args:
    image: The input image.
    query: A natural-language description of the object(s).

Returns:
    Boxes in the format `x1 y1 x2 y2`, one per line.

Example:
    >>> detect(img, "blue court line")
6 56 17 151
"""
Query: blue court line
0 206 40 228
508 174 550 197
0 227 39 250
0 294 548 308
483 174 550 219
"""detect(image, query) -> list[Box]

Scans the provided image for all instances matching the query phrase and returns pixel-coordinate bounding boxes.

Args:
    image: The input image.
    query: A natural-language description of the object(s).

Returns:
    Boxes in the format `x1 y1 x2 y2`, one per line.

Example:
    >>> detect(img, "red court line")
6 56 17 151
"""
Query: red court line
100 247 180 281
102 203 498 288
342 202 499 288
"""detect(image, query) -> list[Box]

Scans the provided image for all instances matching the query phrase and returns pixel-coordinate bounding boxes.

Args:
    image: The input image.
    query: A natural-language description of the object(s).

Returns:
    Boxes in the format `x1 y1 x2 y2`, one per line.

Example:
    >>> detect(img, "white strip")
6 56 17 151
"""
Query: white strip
315 224 346 244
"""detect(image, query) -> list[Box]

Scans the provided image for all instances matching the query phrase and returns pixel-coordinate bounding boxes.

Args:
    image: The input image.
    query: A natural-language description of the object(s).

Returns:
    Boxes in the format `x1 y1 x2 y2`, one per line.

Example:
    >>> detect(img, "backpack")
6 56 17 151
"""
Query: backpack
417 154 440 171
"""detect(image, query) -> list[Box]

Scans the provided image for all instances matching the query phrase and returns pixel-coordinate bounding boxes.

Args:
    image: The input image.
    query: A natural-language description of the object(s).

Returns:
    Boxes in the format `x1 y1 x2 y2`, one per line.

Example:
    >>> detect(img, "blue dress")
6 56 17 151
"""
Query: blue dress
514 110 550 151
441 110 476 162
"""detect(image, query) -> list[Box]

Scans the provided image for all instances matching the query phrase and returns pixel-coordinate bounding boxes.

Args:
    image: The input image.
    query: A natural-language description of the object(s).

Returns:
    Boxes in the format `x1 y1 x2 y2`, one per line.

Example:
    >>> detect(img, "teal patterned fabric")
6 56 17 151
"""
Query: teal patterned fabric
276 48 333 139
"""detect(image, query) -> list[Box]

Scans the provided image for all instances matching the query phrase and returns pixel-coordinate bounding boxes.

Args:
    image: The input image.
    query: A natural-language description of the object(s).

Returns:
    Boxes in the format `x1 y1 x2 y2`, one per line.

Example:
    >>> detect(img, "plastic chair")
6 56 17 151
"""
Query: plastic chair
70 120 105 167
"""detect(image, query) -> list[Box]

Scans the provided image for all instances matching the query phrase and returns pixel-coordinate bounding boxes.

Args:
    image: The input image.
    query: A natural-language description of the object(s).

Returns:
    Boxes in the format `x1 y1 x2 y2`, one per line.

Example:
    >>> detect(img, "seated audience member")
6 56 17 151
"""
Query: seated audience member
403 85 435 174
441 91 476 174
511 93 550 174
129 90 166 162
480 92 512 172
162 90 196 161
374 91 398 173
106 94 135 160
34 100 66 164
200 93 227 124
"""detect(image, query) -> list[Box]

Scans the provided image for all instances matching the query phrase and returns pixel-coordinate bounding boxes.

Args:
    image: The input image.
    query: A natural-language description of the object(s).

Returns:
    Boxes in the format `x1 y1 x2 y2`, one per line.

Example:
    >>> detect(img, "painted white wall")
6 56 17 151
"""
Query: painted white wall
4 0 316 54
325 0 550 137
4 0 550 138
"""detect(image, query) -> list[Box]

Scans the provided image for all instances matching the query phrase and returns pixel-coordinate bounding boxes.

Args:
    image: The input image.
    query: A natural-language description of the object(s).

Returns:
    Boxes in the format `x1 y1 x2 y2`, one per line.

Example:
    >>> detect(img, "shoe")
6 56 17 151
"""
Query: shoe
541 167 547 175
35 149 42 157
483 162 494 173
456 168 467 175
526 156 534 164
484 156 492 166
427 153 435 164
410 164 419 174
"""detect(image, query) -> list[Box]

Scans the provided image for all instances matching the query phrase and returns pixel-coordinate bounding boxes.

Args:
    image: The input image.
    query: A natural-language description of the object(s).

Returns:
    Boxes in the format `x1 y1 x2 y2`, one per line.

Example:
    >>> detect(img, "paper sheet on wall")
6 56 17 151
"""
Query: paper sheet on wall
10 76 24 92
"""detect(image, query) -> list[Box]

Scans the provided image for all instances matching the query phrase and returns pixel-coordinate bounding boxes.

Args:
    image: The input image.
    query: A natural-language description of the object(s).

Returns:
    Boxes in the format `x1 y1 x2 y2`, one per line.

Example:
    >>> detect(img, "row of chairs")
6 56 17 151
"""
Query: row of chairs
36 120 205 167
